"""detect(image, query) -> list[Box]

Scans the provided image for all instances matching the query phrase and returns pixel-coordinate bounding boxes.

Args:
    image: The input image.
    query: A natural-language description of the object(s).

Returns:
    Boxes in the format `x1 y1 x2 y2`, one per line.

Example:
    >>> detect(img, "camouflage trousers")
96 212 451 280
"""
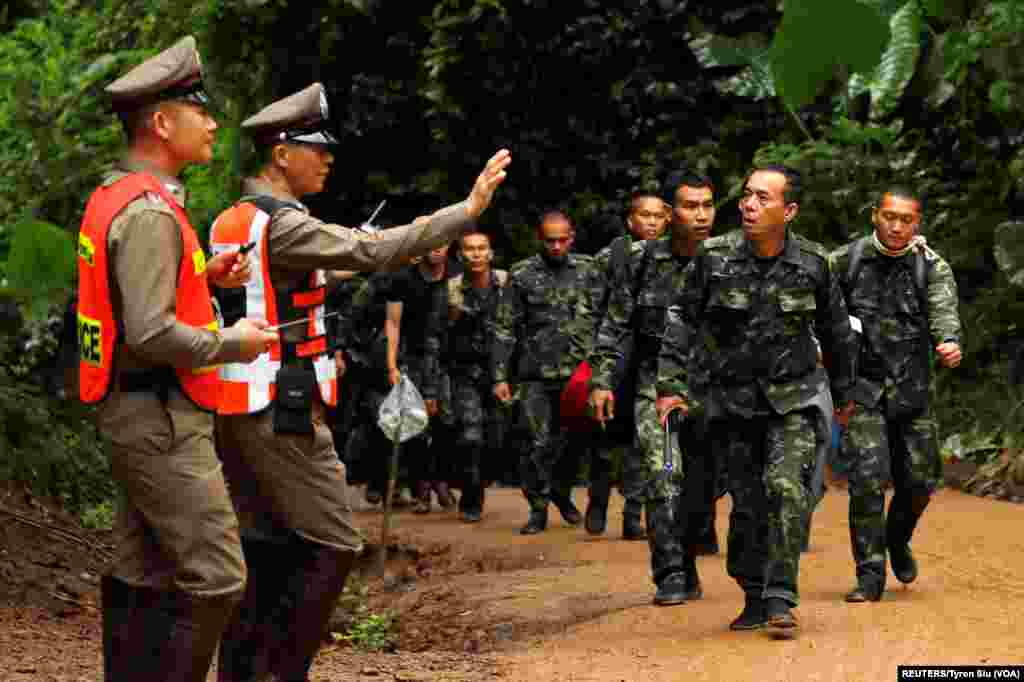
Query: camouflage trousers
450 369 507 487
722 408 817 606
845 403 941 586
519 380 580 512
634 376 720 583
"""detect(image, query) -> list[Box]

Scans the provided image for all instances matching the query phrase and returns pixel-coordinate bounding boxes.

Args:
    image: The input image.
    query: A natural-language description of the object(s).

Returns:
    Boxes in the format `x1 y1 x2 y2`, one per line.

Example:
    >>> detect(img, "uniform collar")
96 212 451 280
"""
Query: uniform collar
241 177 309 213
117 156 187 206
737 230 802 265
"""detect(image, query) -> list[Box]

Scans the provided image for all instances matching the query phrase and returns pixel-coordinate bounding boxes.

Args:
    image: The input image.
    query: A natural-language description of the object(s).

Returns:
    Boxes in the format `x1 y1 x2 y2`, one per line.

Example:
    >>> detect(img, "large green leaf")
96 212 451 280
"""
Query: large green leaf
770 0 890 108
689 33 776 100
848 1 922 120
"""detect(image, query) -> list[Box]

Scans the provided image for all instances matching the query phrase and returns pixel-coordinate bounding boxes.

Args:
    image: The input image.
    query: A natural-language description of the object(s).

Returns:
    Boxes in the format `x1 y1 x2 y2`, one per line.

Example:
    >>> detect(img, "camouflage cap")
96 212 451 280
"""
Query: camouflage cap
105 36 209 113
242 83 338 147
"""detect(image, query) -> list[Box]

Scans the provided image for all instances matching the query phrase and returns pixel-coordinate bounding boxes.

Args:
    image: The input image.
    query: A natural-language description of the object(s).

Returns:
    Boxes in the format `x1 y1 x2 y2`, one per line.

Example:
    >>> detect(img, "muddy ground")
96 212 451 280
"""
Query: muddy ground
2 476 1023 681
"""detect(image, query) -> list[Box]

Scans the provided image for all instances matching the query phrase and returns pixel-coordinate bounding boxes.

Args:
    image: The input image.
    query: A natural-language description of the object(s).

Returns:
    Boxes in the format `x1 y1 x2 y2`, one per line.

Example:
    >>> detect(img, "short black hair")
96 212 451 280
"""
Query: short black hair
663 170 714 205
628 190 666 213
879 185 925 213
538 209 573 229
749 164 802 205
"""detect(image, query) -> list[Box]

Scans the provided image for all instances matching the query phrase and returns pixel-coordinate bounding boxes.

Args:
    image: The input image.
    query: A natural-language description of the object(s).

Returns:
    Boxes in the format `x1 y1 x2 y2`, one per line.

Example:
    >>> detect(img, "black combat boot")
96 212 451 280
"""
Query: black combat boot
551 492 583 526
151 588 240 682
622 499 645 540
682 551 703 601
730 595 767 631
845 579 884 603
218 537 289 681
653 572 689 606
764 597 800 639
520 507 548 535
101 576 161 682
695 504 720 556
886 494 928 584
268 543 356 681
585 462 611 535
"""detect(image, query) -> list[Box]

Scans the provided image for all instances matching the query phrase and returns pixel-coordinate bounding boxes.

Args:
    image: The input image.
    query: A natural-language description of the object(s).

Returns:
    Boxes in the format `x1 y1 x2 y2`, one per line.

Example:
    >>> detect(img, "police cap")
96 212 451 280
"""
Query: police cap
242 83 338 147
105 36 209 113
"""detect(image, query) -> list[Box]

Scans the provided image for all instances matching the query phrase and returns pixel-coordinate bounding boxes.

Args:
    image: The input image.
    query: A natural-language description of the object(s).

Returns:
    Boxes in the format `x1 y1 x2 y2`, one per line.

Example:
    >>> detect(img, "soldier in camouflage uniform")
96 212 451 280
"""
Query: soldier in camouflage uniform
586 191 668 539
591 172 717 605
442 231 508 522
831 188 962 603
657 166 857 638
493 211 596 534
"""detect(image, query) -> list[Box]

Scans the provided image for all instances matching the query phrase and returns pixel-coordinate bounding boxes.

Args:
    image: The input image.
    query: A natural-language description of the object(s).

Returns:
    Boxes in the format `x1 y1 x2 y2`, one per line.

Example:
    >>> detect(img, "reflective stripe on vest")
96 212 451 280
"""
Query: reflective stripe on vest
210 201 337 414
77 173 221 410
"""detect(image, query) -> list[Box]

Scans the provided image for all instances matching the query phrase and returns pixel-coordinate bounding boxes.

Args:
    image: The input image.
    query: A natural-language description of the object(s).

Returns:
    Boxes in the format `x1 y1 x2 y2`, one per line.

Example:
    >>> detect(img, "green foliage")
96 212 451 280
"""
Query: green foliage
770 0 890 109
334 608 398 652
848 1 923 120
4 219 75 320
689 32 775 100
0 0 158 230
80 499 115 530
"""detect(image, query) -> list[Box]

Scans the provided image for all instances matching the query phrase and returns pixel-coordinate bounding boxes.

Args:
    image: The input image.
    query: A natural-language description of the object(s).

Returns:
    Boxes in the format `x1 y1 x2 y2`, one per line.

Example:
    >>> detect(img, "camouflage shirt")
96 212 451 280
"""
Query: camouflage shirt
657 229 857 418
590 236 691 390
443 269 507 381
492 253 596 384
831 236 961 415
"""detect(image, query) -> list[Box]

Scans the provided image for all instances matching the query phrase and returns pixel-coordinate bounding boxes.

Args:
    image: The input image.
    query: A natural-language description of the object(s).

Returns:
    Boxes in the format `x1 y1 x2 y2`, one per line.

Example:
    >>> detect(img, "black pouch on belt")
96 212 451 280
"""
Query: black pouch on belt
273 365 316 436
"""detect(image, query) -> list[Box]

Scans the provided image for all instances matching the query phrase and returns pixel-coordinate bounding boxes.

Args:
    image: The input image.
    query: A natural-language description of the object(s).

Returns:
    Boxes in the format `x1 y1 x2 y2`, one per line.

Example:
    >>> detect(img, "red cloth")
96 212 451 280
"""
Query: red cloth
560 360 597 432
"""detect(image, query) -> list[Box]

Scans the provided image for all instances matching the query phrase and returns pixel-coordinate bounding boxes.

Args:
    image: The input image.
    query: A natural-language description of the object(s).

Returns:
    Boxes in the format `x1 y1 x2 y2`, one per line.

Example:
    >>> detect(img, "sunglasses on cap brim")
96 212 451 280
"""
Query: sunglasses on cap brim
281 129 339 147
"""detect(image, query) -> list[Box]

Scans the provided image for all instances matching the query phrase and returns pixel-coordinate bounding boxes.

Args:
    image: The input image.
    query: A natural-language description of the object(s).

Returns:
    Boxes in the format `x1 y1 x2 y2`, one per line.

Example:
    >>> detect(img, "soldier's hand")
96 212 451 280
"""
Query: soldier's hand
494 382 512 403
834 400 856 428
466 149 512 220
589 389 615 423
233 318 277 362
388 366 402 387
207 250 252 289
425 399 439 417
656 395 687 427
936 342 962 368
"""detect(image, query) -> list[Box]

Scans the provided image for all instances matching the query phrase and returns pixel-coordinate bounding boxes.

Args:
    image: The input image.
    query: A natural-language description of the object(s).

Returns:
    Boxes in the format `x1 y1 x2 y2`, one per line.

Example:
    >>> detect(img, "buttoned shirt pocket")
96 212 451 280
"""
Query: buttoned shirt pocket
778 288 817 336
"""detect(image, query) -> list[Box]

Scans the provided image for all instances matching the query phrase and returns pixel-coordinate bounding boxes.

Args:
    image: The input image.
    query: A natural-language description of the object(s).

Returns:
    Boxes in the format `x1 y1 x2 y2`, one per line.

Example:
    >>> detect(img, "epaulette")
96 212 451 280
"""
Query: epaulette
509 255 537 274
702 229 743 252
570 253 594 265
793 233 831 262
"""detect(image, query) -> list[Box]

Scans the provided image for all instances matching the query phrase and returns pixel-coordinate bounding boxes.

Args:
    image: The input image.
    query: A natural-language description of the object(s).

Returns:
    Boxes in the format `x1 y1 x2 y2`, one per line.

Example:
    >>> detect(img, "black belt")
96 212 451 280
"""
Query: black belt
119 366 176 403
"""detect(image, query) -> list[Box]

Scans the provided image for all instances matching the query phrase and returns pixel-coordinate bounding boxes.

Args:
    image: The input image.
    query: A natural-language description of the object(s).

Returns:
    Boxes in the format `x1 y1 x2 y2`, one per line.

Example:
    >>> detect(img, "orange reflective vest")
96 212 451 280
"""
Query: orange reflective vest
209 196 337 415
77 173 220 410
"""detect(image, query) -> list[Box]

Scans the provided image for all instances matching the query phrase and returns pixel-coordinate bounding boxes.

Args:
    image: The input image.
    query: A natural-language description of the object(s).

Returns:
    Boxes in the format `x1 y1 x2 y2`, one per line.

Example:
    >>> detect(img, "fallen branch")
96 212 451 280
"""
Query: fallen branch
0 505 113 562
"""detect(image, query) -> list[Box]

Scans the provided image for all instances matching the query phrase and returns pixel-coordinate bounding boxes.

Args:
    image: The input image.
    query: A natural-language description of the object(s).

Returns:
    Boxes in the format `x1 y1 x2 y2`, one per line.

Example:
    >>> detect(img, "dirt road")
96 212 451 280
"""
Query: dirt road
2 484 1022 681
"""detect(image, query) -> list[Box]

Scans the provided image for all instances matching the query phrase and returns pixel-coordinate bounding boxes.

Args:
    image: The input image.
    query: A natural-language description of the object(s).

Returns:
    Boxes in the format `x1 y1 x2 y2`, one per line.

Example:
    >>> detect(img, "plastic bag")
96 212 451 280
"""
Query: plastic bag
377 373 429 444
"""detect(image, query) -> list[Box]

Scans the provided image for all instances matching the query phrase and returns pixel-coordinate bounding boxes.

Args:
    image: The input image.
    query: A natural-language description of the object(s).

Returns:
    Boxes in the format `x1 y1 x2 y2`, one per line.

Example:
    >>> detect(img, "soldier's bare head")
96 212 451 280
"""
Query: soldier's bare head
537 211 574 260
668 172 716 243
740 165 801 253
461 231 494 274
874 187 923 252
626 192 668 241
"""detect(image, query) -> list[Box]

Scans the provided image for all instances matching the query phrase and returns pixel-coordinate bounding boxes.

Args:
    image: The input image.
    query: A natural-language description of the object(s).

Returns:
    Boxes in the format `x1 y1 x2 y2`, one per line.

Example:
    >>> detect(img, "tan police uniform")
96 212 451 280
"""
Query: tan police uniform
211 83 481 682
88 36 256 682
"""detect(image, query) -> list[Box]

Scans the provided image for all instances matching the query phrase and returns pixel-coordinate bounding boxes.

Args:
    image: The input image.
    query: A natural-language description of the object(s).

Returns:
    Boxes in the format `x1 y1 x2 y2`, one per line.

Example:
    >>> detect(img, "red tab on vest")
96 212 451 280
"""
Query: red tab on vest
292 287 325 309
295 335 328 358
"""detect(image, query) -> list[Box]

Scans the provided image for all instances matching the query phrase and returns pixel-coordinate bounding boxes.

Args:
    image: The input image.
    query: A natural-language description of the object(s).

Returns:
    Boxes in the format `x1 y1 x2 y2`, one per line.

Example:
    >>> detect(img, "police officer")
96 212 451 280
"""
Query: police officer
493 211 596 534
657 165 856 638
78 37 279 682
443 231 509 521
209 83 510 680
831 187 961 603
590 172 717 605
586 191 668 539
